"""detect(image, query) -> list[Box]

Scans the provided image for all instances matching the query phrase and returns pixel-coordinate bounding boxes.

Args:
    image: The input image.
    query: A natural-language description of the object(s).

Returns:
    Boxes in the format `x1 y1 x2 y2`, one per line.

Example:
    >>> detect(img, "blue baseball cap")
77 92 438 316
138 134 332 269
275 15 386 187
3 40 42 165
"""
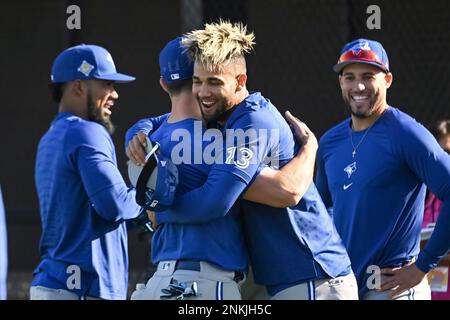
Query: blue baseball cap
159 37 193 83
128 138 178 212
333 38 389 73
51 44 135 83
144 153 179 211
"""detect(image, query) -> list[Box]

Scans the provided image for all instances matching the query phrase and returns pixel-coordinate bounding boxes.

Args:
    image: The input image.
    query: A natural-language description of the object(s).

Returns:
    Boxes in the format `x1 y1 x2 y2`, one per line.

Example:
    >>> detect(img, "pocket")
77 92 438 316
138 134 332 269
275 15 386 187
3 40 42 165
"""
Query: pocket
159 277 200 300
328 277 345 287
30 286 67 300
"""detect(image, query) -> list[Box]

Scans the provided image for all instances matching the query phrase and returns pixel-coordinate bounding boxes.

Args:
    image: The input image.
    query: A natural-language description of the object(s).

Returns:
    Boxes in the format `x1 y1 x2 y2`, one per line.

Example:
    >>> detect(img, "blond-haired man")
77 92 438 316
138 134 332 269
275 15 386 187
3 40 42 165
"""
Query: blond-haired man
127 36 317 300
148 21 358 300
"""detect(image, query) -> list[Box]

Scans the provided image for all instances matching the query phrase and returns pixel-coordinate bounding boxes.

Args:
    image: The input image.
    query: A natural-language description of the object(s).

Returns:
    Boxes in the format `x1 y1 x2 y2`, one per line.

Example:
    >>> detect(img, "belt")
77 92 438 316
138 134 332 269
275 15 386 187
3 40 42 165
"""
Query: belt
384 257 417 269
174 260 245 283
175 260 201 272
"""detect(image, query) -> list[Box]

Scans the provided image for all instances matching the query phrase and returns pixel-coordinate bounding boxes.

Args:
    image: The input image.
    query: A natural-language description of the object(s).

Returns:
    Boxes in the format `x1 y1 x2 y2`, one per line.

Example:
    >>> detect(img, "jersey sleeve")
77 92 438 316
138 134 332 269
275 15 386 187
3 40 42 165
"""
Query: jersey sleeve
315 140 334 216
124 113 170 151
156 109 279 224
66 123 142 222
394 122 450 272
216 110 280 183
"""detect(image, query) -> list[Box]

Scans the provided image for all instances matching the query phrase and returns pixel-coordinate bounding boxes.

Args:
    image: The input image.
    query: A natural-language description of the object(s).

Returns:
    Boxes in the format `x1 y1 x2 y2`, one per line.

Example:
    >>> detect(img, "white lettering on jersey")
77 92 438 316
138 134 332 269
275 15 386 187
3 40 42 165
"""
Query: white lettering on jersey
226 147 254 169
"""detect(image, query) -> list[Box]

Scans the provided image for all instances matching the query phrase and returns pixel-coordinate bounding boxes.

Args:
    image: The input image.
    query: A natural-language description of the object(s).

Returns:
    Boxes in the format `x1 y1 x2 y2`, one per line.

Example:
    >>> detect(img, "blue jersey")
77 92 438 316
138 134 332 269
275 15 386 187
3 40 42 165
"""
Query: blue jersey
124 113 169 151
125 117 248 271
154 93 352 295
316 107 450 297
33 112 141 300
0 186 7 300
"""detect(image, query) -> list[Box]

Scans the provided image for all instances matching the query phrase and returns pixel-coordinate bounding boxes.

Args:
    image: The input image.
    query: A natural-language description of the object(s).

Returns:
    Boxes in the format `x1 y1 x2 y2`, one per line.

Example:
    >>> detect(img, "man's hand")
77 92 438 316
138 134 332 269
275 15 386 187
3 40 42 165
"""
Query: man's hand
284 111 318 152
379 262 426 299
126 132 148 166
147 210 159 230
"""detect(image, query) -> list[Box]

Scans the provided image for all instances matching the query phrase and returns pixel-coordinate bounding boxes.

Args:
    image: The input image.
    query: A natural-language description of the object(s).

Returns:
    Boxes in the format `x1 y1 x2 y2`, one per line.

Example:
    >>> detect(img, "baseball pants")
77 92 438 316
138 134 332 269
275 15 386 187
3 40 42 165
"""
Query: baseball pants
131 260 244 300
30 286 101 300
271 273 359 300
363 275 431 300
241 266 270 300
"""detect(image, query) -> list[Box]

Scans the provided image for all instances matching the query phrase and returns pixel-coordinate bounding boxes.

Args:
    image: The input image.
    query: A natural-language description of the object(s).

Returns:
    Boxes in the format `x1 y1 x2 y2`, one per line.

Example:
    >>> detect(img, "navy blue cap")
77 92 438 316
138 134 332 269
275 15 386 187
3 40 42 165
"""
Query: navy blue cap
333 38 389 73
143 152 179 211
159 37 193 83
51 44 135 83
128 138 178 212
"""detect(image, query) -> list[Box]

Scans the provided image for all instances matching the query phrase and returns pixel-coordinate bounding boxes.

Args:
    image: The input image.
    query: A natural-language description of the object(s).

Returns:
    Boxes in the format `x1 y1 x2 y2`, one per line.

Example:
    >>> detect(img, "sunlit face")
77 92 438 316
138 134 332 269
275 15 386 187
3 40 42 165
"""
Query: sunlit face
85 79 118 134
339 63 392 119
439 134 450 154
192 62 242 124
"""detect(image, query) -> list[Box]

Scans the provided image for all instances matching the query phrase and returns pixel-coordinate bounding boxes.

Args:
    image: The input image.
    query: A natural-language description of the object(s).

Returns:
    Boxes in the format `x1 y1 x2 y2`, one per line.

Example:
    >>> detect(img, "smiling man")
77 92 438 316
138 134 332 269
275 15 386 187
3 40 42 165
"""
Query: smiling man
316 38 450 299
125 37 323 300
144 21 357 300
31 45 143 300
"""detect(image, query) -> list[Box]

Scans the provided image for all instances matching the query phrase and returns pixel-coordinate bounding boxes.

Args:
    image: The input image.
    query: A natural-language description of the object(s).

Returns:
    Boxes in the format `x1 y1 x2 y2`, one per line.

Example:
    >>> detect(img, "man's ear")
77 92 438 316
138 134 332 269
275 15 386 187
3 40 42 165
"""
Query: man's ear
385 72 393 89
236 73 247 92
71 80 86 96
159 78 170 94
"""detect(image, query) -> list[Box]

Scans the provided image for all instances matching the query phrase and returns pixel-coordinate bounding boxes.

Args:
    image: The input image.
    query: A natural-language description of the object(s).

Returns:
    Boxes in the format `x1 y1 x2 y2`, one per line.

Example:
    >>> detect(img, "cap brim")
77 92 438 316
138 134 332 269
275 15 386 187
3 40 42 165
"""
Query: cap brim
128 161 158 189
96 72 136 83
333 60 388 73
127 137 158 188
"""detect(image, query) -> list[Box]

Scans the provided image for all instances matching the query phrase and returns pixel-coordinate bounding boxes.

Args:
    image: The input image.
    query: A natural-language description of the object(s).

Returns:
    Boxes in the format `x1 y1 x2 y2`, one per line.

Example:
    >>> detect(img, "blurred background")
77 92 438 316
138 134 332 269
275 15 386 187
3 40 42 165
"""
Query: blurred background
0 0 449 299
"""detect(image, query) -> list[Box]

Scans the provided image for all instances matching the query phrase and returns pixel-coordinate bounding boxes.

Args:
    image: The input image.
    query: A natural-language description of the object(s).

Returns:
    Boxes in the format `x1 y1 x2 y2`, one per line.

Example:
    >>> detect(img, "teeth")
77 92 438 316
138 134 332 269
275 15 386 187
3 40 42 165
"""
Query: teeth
201 100 215 106
352 96 368 101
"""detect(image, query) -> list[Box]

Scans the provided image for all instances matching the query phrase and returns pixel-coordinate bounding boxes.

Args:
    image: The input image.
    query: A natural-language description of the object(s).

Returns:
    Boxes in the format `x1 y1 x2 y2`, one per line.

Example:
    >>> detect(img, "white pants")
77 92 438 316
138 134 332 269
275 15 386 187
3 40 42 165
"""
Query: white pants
363 275 431 300
30 286 101 300
241 266 270 300
131 260 243 300
271 273 359 300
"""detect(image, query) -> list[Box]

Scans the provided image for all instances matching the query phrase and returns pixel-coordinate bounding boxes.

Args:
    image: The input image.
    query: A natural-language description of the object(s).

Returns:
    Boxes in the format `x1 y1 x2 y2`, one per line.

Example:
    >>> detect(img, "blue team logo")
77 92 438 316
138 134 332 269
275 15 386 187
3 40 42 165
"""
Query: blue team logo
352 41 371 55
344 162 357 178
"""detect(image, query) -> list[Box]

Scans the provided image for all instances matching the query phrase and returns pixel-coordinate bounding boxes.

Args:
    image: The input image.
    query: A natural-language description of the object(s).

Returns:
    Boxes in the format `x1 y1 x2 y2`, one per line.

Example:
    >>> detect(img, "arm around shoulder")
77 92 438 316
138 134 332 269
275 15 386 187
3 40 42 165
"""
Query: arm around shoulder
244 112 318 207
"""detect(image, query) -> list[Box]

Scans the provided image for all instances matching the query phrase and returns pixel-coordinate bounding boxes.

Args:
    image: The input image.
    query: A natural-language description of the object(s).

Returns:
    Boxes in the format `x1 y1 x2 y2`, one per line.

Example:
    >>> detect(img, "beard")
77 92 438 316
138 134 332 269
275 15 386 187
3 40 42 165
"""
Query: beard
343 91 381 119
199 97 235 127
87 93 115 135
200 101 227 124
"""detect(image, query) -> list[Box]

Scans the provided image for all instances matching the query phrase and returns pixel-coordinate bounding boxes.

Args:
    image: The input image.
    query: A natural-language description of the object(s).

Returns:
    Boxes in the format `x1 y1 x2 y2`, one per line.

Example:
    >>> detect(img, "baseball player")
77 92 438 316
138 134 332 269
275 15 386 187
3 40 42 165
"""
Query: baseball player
131 22 358 300
31 44 144 300
127 37 316 300
315 38 450 299
0 186 7 300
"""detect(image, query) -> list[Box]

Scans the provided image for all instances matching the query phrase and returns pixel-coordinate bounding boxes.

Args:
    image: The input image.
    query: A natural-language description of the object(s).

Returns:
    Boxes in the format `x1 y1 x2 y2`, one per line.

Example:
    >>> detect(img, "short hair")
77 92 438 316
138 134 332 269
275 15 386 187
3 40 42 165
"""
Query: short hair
48 83 67 103
431 119 450 140
182 20 255 72
165 78 192 96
